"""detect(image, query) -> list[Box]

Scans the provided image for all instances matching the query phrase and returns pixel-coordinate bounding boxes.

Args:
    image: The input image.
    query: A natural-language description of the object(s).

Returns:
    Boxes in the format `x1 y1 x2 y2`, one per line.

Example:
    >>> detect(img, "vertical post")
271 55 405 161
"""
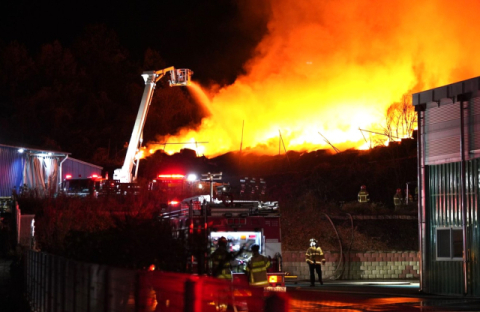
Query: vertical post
184 278 202 312
87 265 91 312
459 93 469 295
416 107 425 293
62 258 67 312
42 253 46 312
203 199 210 275
210 178 214 203
47 255 52 312
73 262 77 312
405 183 409 205
201 172 222 203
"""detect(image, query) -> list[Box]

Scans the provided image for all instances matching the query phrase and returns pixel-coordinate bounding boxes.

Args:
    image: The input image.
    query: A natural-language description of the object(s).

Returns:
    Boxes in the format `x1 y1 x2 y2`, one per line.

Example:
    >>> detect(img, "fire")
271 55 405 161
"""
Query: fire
154 0 480 157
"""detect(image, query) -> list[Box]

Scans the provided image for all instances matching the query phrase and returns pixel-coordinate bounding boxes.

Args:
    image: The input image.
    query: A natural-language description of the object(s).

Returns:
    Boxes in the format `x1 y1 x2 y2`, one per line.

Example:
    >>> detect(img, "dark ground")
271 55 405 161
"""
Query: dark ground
0 256 31 312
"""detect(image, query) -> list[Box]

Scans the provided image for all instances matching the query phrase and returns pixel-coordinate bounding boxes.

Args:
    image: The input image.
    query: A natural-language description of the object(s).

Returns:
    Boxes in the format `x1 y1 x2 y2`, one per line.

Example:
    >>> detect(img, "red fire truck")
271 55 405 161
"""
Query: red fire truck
154 172 287 290
160 195 283 273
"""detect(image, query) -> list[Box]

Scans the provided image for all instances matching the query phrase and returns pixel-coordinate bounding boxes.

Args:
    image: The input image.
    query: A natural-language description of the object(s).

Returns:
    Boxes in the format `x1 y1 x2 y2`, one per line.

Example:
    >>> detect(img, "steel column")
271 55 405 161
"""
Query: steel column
459 95 469 295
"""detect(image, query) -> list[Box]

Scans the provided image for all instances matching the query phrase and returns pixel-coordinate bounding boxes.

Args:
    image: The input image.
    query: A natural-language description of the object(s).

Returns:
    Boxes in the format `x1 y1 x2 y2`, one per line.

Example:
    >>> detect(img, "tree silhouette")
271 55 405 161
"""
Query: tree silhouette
0 24 204 169
383 94 417 141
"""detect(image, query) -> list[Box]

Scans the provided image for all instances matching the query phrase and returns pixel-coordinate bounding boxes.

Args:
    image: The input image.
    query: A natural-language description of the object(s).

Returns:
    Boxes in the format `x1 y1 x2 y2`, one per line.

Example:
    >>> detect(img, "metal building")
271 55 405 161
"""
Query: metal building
413 76 480 296
61 157 103 180
0 144 102 197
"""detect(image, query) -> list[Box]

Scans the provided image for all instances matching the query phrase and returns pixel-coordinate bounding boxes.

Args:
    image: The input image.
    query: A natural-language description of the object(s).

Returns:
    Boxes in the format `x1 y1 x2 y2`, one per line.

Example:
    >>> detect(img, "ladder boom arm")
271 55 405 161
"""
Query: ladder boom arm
114 69 171 182
113 66 192 183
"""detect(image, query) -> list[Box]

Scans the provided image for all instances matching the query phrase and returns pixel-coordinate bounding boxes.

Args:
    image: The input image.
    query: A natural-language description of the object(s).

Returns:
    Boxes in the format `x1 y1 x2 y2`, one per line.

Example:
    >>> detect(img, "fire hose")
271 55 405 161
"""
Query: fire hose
322 212 354 280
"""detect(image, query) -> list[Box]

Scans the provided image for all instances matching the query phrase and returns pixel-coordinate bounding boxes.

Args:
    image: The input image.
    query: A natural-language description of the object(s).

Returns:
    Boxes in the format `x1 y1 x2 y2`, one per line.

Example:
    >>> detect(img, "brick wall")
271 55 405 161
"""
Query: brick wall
282 251 419 280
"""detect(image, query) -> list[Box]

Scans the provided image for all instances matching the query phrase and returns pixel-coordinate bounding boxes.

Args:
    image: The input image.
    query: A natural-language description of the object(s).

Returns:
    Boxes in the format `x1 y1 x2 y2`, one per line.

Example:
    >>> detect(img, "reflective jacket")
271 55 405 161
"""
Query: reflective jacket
358 191 369 203
246 254 270 286
211 247 232 280
306 246 325 264
394 193 403 206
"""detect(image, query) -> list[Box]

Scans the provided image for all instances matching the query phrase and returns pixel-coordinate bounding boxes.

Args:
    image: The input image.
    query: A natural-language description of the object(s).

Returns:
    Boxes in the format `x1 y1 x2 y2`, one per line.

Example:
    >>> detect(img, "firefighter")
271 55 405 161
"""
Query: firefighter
246 244 270 286
211 236 233 279
394 188 403 211
211 237 245 280
305 238 325 287
358 185 370 203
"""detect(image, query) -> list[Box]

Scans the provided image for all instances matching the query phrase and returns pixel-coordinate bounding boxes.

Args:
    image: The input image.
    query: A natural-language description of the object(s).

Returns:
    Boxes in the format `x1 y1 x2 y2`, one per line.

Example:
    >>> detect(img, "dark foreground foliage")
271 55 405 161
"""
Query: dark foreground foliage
18 191 187 271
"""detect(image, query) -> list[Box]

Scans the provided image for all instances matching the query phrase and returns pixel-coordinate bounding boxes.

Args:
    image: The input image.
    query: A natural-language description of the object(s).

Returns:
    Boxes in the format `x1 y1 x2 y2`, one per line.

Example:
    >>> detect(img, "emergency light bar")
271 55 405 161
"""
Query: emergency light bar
158 174 185 180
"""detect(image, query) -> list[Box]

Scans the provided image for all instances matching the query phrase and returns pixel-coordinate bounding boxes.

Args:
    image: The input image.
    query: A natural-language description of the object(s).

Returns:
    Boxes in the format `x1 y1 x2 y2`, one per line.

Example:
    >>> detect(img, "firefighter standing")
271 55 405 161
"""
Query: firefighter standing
246 244 270 286
358 185 370 203
211 236 234 279
305 238 325 287
394 188 403 211
211 236 245 279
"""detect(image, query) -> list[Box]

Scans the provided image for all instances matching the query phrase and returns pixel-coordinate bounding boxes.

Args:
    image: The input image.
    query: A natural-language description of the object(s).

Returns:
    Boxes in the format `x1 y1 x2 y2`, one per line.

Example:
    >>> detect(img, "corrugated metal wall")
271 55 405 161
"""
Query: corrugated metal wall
423 96 480 165
466 160 480 296
1 146 102 196
414 77 480 297
62 158 102 180
426 160 479 296
0 146 24 197
466 97 480 153
424 101 460 164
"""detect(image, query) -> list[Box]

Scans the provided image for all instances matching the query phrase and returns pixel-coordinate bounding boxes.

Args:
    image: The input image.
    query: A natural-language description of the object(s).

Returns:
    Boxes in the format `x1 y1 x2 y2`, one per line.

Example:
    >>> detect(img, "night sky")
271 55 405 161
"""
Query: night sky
1 0 270 85
5 1 480 161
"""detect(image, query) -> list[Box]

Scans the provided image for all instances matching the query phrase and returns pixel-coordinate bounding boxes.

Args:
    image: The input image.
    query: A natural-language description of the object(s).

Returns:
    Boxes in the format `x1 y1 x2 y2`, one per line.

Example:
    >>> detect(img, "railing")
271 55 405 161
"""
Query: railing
25 250 288 312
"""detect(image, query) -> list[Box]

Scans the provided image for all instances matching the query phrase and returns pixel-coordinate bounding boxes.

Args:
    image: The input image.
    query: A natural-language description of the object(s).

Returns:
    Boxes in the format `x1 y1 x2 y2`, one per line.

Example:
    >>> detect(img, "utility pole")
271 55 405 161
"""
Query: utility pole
240 120 244 154
239 120 244 167
278 130 290 165
318 131 340 153
201 172 222 202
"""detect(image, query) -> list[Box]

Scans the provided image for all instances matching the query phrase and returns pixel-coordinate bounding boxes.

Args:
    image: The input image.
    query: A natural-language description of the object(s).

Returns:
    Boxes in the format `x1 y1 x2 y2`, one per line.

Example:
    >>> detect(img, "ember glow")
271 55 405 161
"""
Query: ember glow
154 0 480 157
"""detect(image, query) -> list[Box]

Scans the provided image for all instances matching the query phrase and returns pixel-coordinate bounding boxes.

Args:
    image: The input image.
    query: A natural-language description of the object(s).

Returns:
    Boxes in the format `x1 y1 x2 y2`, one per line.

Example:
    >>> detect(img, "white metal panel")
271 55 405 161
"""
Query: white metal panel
423 96 480 165
424 102 460 165
467 97 480 154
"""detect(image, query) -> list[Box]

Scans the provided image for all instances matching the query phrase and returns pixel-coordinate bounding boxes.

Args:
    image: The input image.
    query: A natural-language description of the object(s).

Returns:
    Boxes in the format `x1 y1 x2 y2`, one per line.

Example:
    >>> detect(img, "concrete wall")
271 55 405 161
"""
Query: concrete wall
282 250 419 280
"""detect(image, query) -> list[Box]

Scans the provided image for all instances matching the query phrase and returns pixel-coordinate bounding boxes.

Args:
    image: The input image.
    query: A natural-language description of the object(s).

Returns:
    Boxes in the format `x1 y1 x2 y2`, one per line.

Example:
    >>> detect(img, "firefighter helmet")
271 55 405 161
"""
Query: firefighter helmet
251 244 260 252
361 185 366 190
310 238 318 246
397 188 401 193
218 236 228 247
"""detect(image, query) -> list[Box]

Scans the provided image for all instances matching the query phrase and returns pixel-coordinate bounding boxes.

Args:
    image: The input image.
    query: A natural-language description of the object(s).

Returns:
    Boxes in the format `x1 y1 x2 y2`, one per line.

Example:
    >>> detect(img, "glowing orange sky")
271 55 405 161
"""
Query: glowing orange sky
151 0 480 157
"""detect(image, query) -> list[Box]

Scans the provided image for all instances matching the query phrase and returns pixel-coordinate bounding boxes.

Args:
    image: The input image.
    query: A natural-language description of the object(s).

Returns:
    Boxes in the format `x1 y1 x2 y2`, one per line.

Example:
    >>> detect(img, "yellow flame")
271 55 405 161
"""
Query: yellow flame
152 0 480 157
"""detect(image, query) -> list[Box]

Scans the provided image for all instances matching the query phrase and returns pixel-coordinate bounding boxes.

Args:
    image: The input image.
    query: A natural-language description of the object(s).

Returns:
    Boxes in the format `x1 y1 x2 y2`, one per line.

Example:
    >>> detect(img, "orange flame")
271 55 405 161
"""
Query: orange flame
154 0 480 157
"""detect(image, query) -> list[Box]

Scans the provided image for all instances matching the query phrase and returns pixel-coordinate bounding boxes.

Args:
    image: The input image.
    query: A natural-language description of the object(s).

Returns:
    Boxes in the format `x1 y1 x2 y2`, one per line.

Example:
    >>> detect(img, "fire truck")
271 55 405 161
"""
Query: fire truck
159 192 283 276
61 174 111 197
61 174 141 197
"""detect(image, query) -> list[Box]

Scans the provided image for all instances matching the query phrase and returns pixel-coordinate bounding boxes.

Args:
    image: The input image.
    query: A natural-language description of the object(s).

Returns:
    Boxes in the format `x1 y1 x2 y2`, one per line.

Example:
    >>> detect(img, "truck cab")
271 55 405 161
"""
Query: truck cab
61 175 112 197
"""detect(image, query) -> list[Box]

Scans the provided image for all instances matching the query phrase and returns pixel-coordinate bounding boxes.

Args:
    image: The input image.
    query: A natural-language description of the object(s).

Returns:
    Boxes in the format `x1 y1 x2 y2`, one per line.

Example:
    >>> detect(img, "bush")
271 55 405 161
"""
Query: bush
280 199 418 252
19 192 187 271
340 201 392 215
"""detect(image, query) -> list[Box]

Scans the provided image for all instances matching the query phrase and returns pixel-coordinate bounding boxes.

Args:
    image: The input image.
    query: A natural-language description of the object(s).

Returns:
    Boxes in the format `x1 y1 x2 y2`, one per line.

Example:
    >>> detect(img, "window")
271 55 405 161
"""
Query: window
436 227 464 260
